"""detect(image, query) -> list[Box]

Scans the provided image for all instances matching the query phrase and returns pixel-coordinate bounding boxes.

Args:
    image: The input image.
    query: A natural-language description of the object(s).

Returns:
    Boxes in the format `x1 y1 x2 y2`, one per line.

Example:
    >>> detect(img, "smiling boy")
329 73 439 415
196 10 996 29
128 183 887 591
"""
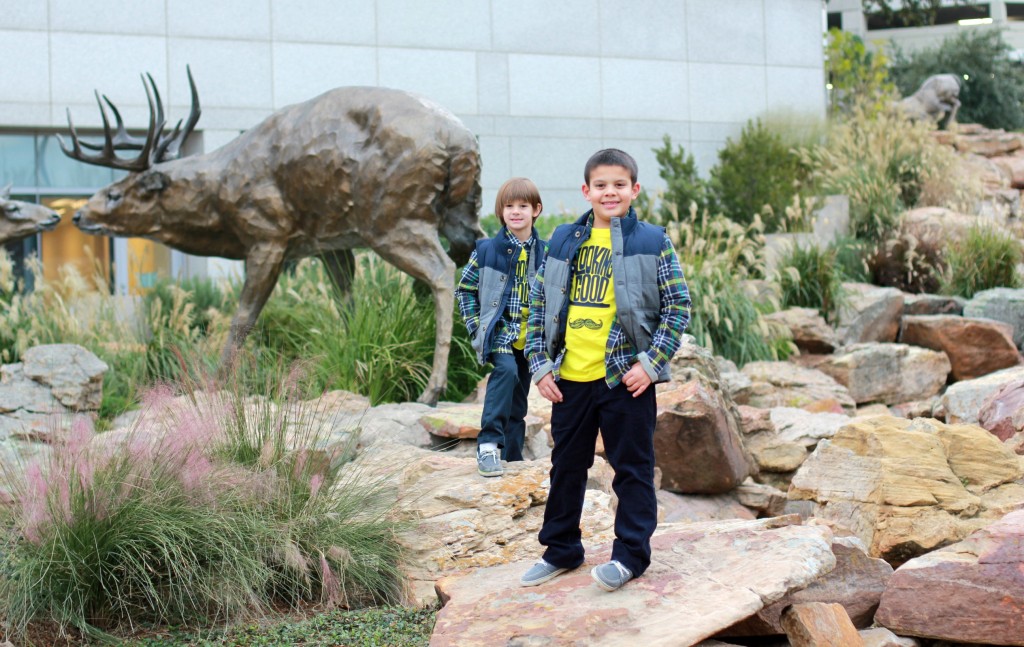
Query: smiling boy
520 149 690 591
456 177 547 477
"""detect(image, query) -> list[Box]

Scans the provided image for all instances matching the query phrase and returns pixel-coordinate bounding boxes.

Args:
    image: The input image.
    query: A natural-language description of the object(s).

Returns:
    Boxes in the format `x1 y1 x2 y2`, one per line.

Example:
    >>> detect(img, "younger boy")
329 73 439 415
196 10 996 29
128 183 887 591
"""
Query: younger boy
521 149 690 590
456 177 547 477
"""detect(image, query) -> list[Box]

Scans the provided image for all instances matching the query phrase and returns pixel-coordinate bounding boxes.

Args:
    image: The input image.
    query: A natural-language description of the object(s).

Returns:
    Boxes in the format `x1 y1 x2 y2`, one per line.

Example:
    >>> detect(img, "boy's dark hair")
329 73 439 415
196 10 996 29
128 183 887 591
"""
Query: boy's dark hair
584 148 638 184
495 177 543 225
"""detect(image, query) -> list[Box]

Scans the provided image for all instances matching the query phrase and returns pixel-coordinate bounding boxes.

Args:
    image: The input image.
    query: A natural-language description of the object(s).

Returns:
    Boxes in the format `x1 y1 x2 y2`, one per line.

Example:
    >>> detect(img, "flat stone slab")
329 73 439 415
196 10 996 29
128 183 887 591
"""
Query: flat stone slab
431 517 835 647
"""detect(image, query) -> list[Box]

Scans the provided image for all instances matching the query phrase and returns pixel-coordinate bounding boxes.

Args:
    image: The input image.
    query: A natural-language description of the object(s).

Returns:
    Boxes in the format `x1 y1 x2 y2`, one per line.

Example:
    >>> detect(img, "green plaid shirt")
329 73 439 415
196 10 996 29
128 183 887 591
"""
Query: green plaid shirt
526 228 690 387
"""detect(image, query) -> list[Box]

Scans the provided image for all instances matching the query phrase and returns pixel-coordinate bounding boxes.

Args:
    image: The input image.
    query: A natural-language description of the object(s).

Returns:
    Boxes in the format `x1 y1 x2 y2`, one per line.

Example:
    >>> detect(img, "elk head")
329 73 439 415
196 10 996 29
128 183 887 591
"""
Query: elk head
0 184 61 244
59 68 201 238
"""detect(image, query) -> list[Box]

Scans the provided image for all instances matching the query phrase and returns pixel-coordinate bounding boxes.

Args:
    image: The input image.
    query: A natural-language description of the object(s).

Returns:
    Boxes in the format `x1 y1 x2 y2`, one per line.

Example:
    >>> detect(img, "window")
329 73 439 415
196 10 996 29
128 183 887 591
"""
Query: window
0 132 173 294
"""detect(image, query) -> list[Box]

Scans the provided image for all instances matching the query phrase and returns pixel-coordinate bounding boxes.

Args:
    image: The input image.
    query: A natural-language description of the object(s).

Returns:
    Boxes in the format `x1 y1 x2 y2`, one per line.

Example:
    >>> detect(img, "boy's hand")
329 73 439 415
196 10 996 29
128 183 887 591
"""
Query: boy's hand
537 374 563 403
623 363 652 397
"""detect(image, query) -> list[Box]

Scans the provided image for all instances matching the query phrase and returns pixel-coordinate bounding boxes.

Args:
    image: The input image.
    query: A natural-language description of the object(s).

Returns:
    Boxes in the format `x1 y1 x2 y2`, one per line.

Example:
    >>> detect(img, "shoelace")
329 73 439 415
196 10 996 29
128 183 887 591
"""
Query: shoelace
606 560 632 580
479 449 500 461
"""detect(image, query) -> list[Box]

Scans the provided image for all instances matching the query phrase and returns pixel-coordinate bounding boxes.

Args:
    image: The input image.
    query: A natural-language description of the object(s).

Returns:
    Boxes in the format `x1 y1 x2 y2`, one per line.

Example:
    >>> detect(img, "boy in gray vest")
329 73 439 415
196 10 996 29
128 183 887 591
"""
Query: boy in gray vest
456 177 547 477
521 149 690 591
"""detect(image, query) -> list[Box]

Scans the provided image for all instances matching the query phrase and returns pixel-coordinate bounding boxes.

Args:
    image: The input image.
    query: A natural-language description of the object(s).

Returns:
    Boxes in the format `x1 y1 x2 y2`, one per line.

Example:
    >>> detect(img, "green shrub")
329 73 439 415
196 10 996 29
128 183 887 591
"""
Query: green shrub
939 224 1023 298
776 243 846 324
803 102 981 241
668 212 794 365
254 254 485 404
825 28 895 118
890 29 1024 131
647 135 710 225
708 119 808 233
829 234 872 283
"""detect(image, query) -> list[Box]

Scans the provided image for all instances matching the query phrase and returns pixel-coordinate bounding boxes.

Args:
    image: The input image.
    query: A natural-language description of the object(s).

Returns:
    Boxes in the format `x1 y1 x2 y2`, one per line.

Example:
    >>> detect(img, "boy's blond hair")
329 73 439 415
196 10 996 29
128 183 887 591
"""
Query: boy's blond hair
495 177 543 226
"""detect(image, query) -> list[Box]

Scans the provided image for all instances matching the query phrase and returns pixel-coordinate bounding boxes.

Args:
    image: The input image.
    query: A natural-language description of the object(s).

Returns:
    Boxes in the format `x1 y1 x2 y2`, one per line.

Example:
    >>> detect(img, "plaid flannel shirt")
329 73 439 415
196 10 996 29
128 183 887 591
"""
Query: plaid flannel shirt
456 228 533 357
525 229 690 388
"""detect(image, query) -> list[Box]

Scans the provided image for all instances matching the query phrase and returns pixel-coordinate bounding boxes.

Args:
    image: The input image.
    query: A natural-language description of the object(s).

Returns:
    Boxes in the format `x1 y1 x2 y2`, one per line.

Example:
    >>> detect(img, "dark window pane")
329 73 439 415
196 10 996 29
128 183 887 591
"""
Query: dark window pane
0 135 36 188
37 134 115 190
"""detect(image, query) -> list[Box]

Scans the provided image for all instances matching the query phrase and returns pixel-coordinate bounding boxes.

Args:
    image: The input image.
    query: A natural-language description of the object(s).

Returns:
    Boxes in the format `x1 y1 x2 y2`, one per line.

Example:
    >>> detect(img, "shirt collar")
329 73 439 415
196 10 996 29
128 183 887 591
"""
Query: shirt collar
504 227 532 248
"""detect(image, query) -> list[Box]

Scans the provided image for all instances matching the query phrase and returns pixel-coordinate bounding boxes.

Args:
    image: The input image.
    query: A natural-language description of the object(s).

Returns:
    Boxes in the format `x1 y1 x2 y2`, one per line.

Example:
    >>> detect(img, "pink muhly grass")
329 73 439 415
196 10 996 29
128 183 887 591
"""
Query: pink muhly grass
319 552 343 606
140 382 177 414
178 449 215 497
19 463 49 544
309 473 324 497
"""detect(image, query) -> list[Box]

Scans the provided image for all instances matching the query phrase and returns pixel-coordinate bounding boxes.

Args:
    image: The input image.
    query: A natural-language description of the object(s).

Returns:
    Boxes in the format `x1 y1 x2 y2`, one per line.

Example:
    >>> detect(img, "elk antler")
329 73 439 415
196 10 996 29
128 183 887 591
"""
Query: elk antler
58 66 201 171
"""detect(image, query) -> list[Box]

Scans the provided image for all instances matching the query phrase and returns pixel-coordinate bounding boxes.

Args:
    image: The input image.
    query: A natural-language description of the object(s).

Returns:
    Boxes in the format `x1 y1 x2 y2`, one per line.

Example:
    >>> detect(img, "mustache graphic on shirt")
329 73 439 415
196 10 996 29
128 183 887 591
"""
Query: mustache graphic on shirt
569 318 603 330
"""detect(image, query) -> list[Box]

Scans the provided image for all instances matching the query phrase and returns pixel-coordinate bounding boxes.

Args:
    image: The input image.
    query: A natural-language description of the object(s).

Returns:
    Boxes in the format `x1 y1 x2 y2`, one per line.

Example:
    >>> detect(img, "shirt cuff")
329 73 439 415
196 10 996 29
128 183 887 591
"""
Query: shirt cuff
637 352 659 381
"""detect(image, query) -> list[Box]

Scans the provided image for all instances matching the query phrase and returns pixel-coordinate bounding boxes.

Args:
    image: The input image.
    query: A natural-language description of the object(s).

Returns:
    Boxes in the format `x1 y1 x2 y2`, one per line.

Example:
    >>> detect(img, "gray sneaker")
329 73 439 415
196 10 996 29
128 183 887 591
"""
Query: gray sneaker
477 448 503 477
520 560 569 587
591 560 633 591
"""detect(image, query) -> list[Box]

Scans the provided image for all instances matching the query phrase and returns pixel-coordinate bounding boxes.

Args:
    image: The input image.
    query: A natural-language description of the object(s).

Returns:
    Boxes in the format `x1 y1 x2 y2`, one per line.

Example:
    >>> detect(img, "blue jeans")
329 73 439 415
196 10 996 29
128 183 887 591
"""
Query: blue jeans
478 347 530 461
539 378 657 577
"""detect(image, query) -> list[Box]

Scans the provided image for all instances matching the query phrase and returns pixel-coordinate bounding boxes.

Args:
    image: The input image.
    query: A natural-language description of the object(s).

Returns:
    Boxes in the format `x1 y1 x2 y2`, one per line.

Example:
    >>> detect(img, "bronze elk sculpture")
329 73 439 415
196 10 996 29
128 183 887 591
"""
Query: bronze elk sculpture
60 69 483 404
0 185 60 245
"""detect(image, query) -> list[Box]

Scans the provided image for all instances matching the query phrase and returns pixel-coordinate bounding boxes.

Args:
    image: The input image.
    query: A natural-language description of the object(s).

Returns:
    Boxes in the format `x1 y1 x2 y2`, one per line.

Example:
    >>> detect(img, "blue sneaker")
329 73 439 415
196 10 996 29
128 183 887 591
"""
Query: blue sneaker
591 560 633 591
520 560 569 587
477 448 503 477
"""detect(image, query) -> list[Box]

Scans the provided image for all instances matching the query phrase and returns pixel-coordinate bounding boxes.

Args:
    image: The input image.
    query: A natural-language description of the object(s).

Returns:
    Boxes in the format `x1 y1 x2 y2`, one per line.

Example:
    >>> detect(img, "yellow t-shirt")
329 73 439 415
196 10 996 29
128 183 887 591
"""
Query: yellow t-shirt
560 228 615 381
513 246 529 350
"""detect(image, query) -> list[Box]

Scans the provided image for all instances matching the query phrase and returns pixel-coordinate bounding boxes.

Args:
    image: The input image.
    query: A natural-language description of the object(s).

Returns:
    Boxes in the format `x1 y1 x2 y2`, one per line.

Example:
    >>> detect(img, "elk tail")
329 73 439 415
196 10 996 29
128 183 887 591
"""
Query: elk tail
440 149 483 266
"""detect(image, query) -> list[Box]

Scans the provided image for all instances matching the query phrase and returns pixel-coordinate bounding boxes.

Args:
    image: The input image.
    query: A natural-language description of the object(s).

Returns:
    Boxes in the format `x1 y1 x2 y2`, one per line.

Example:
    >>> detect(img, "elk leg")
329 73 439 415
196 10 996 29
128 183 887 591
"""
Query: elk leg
220 242 288 373
318 248 356 298
373 231 454 406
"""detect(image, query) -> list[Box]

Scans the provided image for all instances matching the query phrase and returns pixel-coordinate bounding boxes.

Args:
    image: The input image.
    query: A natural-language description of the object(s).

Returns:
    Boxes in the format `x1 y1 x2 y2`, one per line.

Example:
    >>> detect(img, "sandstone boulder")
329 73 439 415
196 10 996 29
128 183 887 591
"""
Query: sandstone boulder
789 416 1024 564
721 534 892 637
963 286 1024 348
815 343 950 405
350 445 615 605
655 377 752 493
20 344 107 411
837 284 904 345
875 509 1024 645
899 314 1020 381
939 364 1024 424
978 376 1024 441
763 307 838 354
780 602 863 647
431 517 836 647
902 293 964 316
736 361 856 414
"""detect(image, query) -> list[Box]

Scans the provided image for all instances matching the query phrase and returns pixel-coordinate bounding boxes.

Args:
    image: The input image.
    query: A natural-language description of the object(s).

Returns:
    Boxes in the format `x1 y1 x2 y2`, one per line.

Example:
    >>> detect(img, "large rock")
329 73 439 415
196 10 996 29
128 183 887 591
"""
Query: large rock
939 364 1024 424
763 308 838 354
655 377 752 494
350 445 616 605
978 376 1024 441
431 517 837 647
963 287 1024 348
815 343 950 405
780 602 863 647
789 416 1024 564
956 129 1024 157
655 489 755 523
899 314 1021 381
902 293 964 316
736 361 856 414
18 345 107 411
837 284 904 345
875 509 1024 645
721 534 892 636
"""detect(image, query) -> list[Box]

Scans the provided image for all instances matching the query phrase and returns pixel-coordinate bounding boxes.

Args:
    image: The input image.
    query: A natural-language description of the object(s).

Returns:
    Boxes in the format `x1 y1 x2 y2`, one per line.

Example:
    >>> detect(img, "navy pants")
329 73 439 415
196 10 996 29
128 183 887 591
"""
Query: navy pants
478 347 530 461
539 378 658 577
